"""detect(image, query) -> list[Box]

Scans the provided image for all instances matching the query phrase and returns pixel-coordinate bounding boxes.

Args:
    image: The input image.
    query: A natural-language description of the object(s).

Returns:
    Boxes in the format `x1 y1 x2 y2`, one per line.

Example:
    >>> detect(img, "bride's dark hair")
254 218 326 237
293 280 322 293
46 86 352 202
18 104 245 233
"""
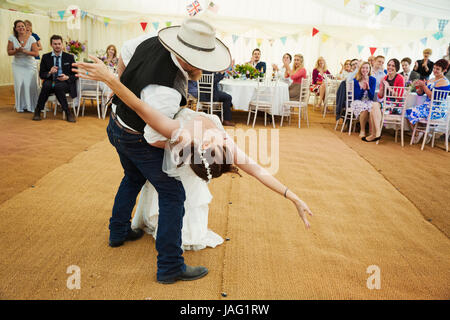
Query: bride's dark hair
178 143 240 182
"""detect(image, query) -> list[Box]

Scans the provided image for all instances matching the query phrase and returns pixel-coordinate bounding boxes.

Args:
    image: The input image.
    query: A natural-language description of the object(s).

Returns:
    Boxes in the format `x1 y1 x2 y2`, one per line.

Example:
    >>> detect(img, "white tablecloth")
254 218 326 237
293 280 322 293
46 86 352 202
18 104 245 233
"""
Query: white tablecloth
405 92 427 108
219 79 289 115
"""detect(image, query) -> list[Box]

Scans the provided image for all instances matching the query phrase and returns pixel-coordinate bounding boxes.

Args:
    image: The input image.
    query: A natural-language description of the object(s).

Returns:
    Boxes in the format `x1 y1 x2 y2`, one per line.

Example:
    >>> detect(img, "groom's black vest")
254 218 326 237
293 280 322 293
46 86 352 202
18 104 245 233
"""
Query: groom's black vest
112 37 187 133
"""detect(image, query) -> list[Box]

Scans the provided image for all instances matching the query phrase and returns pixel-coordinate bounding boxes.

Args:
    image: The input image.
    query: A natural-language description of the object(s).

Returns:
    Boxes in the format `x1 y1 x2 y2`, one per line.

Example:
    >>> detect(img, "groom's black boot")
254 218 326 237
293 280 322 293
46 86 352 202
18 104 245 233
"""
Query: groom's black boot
158 265 209 284
109 229 144 247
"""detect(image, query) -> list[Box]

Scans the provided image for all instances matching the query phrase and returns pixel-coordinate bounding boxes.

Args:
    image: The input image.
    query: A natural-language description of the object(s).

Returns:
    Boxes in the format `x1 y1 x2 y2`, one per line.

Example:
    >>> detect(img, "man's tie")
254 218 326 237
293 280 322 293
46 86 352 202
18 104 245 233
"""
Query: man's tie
54 55 60 81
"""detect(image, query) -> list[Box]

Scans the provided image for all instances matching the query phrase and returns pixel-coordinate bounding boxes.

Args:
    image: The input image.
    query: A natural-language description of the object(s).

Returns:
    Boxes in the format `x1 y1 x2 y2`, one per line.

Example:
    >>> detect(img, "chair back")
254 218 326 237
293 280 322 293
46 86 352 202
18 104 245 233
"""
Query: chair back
382 85 407 122
345 80 354 109
299 78 311 104
325 79 339 101
428 88 450 128
197 73 215 105
79 78 98 96
253 79 277 107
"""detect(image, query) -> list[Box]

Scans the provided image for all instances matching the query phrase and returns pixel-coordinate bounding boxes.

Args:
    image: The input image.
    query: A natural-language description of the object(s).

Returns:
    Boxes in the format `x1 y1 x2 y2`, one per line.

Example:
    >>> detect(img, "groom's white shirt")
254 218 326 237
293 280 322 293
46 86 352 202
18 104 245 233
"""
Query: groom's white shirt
112 33 188 144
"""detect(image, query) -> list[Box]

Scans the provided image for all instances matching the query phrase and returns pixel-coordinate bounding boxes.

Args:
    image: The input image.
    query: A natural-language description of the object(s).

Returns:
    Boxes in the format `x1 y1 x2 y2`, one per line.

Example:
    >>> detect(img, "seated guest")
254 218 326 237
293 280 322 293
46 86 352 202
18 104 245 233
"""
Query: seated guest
400 57 420 84
188 80 198 99
349 62 376 138
407 59 450 143
102 44 119 68
247 48 266 74
368 55 376 68
337 59 352 80
199 71 235 126
33 35 77 122
286 54 307 100
372 55 387 99
272 53 293 84
7 20 39 112
366 59 405 142
414 48 434 80
346 59 360 81
24 20 42 60
310 56 331 108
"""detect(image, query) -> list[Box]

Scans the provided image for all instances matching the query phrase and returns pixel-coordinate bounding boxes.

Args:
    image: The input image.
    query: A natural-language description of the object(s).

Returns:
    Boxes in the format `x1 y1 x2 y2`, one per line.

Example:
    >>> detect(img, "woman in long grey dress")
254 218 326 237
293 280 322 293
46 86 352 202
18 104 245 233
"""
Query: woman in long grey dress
7 20 39 112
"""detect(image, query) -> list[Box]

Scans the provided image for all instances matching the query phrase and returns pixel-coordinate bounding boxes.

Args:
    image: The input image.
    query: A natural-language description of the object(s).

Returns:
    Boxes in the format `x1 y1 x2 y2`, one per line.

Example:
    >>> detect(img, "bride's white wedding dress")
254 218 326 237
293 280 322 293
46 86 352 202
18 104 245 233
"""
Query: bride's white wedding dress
131 108 224 251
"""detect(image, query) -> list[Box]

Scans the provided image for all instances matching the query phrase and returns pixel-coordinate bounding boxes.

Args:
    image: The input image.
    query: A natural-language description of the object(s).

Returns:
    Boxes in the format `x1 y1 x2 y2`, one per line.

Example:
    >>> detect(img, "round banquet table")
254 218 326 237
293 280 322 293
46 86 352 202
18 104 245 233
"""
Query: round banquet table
219 79 290 116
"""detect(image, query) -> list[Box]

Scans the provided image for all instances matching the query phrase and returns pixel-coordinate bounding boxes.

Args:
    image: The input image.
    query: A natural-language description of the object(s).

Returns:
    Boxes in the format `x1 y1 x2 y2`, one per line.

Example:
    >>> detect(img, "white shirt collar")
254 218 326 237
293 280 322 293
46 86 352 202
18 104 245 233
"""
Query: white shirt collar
170 52 189 80
51 51 62 57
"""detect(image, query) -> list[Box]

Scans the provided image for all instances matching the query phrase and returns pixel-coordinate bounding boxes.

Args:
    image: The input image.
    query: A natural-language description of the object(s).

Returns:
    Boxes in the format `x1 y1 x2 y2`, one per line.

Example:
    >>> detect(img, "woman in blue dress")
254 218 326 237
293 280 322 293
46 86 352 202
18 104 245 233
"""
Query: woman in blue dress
406 59 450 144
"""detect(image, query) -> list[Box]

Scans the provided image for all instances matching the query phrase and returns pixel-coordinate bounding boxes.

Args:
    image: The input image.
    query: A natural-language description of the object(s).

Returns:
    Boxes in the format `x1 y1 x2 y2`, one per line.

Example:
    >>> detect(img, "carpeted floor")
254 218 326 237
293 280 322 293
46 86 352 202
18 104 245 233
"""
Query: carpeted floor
0 85 448 299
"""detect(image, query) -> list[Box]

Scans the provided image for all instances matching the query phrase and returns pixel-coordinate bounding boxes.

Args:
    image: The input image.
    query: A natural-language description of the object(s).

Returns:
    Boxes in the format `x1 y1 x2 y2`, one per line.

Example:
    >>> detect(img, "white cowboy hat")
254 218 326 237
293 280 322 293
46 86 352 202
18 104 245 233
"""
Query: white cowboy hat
158 18 231 72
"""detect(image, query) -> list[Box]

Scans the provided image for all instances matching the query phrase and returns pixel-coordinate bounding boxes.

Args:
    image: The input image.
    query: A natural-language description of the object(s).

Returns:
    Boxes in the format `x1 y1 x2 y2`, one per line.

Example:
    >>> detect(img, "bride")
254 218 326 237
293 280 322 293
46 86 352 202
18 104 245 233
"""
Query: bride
73 56 314 249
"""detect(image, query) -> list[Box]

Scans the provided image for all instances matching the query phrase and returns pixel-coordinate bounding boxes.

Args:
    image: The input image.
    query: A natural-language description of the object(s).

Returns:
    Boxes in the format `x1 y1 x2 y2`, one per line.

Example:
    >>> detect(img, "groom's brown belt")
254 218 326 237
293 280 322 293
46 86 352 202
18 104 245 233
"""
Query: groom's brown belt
111 112 142 135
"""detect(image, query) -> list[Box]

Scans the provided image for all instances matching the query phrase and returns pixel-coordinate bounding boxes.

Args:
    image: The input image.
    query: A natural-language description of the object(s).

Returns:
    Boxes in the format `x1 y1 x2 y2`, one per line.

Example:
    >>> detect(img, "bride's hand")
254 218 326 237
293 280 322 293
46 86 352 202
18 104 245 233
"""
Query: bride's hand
72 55 114 83
295 199 313 229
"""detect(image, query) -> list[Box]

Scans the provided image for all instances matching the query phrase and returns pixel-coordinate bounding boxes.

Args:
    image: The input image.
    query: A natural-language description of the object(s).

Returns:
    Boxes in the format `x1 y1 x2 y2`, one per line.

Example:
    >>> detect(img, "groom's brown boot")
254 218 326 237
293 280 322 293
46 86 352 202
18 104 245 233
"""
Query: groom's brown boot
158 265 209 284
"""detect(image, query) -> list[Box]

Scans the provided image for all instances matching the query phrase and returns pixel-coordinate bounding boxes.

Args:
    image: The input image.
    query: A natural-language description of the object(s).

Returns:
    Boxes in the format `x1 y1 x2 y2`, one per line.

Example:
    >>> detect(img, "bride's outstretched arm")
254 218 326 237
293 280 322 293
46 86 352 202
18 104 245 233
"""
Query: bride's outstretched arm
229 140 313 228
72 55 180 139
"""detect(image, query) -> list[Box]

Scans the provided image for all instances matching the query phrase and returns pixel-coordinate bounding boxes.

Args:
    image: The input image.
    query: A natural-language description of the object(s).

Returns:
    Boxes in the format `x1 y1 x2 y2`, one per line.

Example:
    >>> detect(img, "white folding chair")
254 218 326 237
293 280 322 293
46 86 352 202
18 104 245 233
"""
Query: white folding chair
280 78 310 128
338 80 358 135
323 78 339 118
46 93 77 120
77 78 101 118
378 86 407 146
247 79 277 128
410 88 450 152
197 73 223 121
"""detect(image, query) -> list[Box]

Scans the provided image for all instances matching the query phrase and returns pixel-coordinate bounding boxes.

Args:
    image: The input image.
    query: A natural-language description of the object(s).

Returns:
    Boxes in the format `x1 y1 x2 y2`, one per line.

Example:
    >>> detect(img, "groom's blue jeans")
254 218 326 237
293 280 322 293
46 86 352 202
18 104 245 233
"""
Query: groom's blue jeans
106 115 186 281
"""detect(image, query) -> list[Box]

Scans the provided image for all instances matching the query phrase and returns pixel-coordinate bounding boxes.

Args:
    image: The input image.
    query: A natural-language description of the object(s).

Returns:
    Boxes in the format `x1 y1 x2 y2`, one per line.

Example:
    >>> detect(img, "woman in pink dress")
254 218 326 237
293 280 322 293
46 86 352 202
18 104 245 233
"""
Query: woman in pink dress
286 54 307 101
310 57 331 108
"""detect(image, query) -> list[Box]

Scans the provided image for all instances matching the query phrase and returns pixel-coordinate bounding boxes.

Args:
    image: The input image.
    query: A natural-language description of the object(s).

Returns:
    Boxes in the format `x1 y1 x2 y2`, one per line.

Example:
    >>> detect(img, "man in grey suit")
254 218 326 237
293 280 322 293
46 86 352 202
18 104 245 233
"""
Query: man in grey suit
400 57 420 84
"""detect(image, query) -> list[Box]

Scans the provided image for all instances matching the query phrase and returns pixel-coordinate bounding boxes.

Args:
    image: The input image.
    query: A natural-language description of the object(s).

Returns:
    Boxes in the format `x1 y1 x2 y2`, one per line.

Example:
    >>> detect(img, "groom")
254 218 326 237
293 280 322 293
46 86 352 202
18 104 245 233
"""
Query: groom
106 18 231 284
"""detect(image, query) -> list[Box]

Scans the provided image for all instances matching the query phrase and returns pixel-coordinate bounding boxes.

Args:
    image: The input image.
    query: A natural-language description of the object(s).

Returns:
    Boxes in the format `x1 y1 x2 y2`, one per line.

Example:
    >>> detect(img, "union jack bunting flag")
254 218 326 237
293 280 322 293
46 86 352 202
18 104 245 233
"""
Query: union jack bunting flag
187 0 203 16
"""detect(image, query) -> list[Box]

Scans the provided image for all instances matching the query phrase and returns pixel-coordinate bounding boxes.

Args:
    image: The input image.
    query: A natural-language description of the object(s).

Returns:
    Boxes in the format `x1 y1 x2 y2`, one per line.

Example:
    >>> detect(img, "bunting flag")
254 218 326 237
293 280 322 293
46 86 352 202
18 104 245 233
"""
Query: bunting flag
422 17 431 29
140 22 148 32
81 10 87 19
321 34 330 43
374 5 384 15
390 10 399 21
57 10 65 20
312 27 319 37
292 34 299 42
268 39 275 46
438 19 449 32
357 45 364 54
244 38 250 46
344 0 350 6
345 43 352 51
152 22 159 30
186 0 202 16
165 21 172 27
70 9 77 17
232 34 239 44
383 47 389 56
369 47 377 55
280 36 287 45
256 38 263 47
420 37 427 46
208 1 220 14
104 17 110 27
432 31 443 40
